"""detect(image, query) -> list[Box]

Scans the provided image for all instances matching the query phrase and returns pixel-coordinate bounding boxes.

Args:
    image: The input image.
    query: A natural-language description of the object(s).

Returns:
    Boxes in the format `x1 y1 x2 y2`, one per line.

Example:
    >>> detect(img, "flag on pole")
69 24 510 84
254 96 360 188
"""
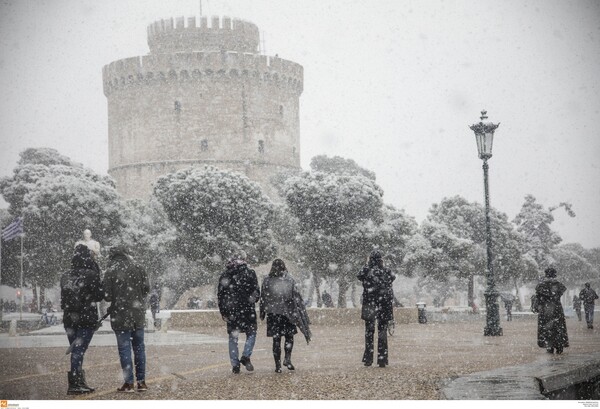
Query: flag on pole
1 217 23 241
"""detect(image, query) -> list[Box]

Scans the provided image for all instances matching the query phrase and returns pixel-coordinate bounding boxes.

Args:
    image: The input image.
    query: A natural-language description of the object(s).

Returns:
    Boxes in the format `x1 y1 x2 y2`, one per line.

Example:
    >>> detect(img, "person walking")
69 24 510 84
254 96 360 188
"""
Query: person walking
504 298 513 321
149 284 160 328
103 246 150 392
217 252 260 374
358 250 395 367
572 295 582 322
260 259 311 373
579 283 599 329
535 267 569 354
60 244 104 395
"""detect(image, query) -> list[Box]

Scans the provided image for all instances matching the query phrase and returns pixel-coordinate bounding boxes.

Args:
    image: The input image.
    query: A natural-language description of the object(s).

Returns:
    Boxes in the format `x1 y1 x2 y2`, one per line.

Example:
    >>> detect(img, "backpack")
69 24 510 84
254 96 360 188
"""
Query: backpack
61 273 84 312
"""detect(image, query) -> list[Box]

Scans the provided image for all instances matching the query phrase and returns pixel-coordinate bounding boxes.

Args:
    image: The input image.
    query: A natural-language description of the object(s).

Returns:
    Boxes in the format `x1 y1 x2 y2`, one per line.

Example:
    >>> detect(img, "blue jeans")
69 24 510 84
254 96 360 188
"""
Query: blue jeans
228 330 256 367
66 327 95 373
115 329 146 384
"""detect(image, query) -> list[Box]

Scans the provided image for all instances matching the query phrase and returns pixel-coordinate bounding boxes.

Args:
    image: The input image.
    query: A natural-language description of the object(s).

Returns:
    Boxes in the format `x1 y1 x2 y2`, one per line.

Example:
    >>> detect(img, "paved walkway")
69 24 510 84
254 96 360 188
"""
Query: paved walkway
0 317 598 400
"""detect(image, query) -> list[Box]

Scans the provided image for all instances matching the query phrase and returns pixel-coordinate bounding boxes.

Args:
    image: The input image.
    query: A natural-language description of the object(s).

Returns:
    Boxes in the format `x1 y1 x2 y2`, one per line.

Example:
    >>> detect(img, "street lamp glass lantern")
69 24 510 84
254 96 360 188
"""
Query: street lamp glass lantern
470 110 500 160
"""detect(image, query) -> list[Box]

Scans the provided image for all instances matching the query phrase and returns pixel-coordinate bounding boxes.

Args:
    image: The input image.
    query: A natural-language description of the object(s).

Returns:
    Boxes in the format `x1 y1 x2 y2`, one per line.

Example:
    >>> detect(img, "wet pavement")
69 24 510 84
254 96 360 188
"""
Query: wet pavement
0 317 598 400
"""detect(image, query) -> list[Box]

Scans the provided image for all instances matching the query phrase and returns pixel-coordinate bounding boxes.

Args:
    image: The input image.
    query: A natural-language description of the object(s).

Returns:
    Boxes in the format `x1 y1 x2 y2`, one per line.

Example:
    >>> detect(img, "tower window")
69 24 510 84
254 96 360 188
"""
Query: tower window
174 101 181 112
201 139 208 151
292 146 296 155
279 105 284 116
258 140 265 154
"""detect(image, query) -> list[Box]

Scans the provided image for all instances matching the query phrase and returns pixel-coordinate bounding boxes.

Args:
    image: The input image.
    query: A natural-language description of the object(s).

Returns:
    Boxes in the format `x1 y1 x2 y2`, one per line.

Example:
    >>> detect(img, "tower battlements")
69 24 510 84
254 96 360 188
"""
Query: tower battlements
147 16 259 54
104 15 303 201
102 52 303 96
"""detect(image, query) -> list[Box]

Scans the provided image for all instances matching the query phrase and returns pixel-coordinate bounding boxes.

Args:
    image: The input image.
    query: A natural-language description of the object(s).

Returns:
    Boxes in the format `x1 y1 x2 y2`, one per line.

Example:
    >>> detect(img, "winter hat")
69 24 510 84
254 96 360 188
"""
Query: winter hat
72 244 94 269
544 267 557 278
269 258 287 277
226 251 247 269
109 244 130 258
368 250 384 268
585 282 591 288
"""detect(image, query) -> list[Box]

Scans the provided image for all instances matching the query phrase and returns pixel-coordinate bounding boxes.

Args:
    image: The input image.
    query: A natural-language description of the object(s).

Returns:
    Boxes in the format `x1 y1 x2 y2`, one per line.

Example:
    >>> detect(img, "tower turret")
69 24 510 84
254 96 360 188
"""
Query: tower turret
102 16 303 200
147 16 260 54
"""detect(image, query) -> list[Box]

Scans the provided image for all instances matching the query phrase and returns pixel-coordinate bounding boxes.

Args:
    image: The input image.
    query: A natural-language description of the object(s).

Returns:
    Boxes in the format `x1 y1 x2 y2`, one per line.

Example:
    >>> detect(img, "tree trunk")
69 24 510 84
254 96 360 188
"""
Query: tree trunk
467 274 474 308
513 277 523 312
313 273 322 308
165 286 187 310
40 287 46 309
351 282 358 308
337 278 349 308
32 284 38 313
305 273 315 307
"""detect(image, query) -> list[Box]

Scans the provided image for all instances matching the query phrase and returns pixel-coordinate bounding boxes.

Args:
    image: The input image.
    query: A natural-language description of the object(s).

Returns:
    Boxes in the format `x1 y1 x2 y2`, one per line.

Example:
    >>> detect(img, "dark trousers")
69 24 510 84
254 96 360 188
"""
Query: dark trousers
273 335 294 363
575 308 582 321
363 319 388 365
584 304 595 326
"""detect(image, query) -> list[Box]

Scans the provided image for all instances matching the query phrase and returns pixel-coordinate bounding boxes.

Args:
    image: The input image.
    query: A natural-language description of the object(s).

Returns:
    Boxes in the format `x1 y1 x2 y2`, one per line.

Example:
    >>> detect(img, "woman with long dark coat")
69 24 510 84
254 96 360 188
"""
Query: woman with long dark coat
260 259 310 373
60 244 104 394
358 250 395 367
535 267 569 354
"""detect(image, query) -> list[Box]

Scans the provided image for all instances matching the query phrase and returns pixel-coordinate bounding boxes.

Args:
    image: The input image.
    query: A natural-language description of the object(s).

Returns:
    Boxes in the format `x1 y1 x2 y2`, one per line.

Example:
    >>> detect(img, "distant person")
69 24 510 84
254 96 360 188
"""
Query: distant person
260 259 311 373
104 246 150 393
579 283 599 329
572 295 582 322
217 252 260 374
535 267 569 354
504 298 513 321
321 291 334 308
60 244 103 395
149 284 160 326
358 250 395 367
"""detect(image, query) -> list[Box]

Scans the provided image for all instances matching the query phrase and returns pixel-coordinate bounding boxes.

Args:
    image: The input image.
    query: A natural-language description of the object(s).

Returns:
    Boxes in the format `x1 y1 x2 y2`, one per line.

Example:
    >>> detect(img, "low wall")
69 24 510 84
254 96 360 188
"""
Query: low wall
169 307 418 329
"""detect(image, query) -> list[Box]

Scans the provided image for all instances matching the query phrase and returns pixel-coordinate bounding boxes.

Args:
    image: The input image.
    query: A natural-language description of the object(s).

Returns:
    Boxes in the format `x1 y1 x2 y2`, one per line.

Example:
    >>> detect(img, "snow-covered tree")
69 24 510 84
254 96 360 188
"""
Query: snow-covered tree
0 148 124 304
512 194 575 269
550 243 598 288
405 196 534 307
120 198 176 286
153 166 277 295
284 159 415 307
310 155 376 180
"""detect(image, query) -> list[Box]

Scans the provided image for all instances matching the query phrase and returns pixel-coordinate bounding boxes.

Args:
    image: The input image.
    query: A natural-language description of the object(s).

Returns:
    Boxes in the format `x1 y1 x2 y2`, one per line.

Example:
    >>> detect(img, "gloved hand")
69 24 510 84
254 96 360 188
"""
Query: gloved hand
260 311 265 321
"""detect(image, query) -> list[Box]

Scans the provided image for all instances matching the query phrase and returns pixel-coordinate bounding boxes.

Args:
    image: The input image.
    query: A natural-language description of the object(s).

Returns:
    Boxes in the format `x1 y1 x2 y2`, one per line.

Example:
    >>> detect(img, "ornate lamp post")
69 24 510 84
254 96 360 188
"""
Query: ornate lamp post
469 110 503 336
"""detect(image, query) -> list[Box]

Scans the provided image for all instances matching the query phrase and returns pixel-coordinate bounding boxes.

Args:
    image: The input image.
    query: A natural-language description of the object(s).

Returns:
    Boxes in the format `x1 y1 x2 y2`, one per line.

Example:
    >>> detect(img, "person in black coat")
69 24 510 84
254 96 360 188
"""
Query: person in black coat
260 259 310 373
535 267 569 354
579 282 599 329
358 250 395 367
60 244 103 395
217 252 260 374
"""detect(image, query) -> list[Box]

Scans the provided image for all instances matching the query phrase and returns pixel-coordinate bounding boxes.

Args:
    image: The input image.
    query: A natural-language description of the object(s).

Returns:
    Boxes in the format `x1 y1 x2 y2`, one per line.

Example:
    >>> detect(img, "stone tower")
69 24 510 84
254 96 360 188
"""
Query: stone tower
102 16 303 200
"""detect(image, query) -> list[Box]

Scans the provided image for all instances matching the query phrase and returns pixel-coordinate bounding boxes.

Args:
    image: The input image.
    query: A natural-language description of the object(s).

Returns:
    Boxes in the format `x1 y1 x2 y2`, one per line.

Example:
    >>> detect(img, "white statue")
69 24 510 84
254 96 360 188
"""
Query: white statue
75 229 101 258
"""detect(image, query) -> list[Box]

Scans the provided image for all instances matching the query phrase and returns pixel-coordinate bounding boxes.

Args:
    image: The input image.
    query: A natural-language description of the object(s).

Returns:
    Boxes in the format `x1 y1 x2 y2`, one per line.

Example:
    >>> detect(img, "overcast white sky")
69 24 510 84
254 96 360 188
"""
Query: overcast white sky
1 0 599 248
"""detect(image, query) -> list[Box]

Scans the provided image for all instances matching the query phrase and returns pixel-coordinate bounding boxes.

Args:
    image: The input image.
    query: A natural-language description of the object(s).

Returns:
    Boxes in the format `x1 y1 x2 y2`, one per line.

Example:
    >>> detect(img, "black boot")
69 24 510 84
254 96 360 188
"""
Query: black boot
80 369 95 392
283 351 295 370
362 349 373 366
67 371 92 395
283 336 295 370
273 337 282 373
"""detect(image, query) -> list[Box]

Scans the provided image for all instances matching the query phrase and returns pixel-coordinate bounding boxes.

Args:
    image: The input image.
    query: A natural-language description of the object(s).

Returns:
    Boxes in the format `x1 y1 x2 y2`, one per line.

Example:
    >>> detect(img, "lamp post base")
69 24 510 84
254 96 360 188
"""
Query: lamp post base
483 289 503 336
